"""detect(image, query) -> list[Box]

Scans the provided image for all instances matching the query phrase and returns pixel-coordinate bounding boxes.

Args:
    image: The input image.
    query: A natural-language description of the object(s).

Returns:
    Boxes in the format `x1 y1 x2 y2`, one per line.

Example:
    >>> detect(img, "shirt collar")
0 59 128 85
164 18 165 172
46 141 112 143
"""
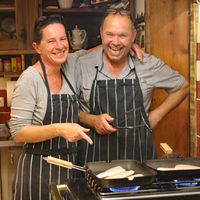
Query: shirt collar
94 48 136 72
94 48 104 71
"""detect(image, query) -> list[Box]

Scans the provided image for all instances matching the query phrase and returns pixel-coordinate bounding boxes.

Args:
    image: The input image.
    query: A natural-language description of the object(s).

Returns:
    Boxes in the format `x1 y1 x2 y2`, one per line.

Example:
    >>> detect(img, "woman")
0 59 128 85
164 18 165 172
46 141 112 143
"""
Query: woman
9 15 92 200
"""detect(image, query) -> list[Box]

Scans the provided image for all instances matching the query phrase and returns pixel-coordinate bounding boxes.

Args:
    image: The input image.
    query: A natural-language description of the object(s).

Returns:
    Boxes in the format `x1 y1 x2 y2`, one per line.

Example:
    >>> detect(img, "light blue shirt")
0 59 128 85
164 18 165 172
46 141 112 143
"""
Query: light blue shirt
75 48 186 113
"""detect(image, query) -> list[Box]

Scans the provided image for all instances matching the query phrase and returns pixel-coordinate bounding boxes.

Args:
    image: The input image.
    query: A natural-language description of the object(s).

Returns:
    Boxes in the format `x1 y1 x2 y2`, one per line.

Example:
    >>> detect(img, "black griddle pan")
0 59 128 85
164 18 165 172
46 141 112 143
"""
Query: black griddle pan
144 157 200 180
85 160 157 188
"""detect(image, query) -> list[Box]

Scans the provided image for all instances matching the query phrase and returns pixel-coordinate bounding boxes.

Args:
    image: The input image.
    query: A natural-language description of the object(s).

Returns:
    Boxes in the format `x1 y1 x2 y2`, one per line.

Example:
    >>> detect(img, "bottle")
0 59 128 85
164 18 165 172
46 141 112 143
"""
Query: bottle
16 56 22 72
3 59 11 72
0 58 3 72
11 57 17 72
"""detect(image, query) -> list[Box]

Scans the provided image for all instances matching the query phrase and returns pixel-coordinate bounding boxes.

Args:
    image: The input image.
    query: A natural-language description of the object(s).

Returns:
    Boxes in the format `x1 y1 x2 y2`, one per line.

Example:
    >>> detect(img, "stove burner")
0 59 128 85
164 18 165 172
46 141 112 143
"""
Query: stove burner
49 178 200 200
108 186 141 192
173 178 200 188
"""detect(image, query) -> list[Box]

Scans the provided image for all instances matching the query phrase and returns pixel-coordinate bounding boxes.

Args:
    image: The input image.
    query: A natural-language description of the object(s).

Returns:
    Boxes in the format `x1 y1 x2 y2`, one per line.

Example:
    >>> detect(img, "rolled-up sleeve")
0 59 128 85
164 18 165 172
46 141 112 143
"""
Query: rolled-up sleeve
145 55 185 93
135 54 186 112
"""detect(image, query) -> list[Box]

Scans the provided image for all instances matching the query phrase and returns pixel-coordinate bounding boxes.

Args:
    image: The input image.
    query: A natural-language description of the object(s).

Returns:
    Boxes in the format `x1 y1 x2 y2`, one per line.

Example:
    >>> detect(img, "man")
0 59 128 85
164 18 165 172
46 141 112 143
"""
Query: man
75 9 189 163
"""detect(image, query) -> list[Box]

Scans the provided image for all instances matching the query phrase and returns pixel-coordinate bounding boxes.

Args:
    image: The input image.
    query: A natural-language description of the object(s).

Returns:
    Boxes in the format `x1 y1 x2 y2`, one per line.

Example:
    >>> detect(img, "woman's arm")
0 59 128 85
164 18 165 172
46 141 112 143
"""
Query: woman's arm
13 123 92 144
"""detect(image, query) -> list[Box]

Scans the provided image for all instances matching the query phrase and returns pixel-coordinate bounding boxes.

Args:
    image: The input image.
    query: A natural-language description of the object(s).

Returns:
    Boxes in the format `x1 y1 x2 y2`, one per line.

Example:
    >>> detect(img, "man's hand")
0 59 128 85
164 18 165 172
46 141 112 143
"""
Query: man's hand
148 110 161 129
130 43 144 61
93 113 117 134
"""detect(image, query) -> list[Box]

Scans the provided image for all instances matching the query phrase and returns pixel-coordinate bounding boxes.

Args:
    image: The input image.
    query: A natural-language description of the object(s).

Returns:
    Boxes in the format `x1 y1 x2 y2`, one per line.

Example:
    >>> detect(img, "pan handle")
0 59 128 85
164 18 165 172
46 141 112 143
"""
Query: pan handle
43 156 86 172
43 156 73 169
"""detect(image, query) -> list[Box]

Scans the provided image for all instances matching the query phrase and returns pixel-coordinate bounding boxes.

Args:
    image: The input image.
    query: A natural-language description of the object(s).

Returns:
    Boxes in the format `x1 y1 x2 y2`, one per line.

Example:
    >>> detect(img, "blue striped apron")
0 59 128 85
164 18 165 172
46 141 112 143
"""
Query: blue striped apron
13 59 79 200
83 60 156 163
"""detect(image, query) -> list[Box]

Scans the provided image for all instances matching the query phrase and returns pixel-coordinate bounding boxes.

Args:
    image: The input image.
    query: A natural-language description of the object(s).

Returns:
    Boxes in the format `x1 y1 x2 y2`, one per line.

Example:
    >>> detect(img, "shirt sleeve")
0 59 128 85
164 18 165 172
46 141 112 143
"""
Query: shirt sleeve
67 50 87 68
135 54 186 113
8 68 40 136
142 54 186 93
61 50 87 91
74 59 90 112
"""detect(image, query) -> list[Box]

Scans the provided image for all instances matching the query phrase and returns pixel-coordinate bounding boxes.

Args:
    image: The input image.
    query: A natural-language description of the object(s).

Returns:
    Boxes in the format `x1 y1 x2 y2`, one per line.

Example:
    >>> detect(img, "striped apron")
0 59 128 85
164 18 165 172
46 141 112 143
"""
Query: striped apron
13 60 79 200
83 62 156 163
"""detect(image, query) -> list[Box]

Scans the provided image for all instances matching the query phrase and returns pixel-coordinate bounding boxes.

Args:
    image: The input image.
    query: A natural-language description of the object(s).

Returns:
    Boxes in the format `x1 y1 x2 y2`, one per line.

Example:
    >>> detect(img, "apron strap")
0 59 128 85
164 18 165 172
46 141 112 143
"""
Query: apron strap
39 58 76 96
94 66 99 80
130 56 151 127
39 57 51 95
60 68 76 95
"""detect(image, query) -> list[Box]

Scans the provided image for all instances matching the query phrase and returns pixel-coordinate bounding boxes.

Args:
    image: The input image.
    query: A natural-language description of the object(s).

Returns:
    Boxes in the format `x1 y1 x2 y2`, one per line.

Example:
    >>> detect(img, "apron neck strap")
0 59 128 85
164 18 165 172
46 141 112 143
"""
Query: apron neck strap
39 57 51 95
39 58 76 95
129 55 140 83
60 68 76 95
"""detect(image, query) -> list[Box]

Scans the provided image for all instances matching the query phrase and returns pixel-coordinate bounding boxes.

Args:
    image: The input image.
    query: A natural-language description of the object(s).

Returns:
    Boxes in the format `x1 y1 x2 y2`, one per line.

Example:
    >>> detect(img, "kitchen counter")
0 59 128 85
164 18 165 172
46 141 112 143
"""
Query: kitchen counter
0 140 23 148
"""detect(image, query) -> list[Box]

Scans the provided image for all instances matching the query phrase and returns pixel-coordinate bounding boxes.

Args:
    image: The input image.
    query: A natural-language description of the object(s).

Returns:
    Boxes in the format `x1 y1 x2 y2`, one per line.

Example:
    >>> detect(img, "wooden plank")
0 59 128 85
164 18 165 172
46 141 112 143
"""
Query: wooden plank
145 0 190 158
0 40 18 51
26 0 39 49
0 141 23 148
0 49 35 55
15 0 27 49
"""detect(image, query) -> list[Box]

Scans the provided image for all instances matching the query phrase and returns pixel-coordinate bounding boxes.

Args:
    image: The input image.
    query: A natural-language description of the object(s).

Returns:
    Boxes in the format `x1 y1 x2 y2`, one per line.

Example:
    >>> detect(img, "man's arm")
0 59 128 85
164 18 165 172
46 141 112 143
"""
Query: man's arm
148 80 189 129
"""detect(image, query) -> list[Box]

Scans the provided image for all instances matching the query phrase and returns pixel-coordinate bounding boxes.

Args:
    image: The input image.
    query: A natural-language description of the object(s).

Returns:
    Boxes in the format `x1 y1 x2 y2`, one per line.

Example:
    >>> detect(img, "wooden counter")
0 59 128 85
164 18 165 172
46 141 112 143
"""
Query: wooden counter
0 140 23 148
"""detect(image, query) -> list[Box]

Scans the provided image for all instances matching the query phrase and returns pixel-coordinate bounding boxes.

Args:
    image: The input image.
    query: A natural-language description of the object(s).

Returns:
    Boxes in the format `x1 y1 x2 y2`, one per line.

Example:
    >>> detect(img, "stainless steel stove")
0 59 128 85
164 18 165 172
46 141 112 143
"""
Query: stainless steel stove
49 178 200 200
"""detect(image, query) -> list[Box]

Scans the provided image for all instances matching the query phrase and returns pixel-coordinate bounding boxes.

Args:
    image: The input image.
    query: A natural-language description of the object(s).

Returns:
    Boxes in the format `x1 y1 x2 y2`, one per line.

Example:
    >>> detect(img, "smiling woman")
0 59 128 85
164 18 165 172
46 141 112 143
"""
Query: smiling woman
8 14 92 200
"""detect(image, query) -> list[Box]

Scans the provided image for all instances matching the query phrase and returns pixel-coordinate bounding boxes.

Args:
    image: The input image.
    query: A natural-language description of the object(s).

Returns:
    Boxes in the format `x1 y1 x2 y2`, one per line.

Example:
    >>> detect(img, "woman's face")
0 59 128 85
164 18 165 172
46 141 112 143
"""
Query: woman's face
34 23 69 66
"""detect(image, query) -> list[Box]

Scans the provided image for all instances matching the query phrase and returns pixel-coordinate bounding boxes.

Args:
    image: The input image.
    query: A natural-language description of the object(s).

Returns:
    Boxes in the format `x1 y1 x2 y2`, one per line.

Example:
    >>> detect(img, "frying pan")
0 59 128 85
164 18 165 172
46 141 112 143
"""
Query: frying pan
44 156 157 188
85 160 157 188
144 157 200 180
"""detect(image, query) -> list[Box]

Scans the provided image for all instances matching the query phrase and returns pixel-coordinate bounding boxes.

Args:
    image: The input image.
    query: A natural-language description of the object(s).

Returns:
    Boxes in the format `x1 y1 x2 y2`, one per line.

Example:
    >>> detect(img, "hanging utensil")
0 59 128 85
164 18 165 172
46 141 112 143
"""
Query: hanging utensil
43 156 86 172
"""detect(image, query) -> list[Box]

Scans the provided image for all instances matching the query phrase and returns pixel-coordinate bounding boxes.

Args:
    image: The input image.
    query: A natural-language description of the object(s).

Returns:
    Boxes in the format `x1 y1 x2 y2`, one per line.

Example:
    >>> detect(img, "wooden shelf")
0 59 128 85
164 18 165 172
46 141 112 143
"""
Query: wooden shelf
43 7 105 14
0 7 15 12
0 49 35 55
0 72 21 78
0 4 15 12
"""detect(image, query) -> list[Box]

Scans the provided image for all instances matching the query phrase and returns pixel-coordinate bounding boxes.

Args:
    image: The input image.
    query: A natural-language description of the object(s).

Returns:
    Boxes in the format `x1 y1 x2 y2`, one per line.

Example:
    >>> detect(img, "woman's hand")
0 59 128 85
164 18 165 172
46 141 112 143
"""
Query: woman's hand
56 123 93 144
130 43 144 61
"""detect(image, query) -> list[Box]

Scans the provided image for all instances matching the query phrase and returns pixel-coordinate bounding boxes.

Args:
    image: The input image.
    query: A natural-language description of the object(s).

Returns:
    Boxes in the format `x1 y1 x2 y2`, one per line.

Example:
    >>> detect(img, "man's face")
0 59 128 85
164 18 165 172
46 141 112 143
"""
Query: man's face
100 14 136 63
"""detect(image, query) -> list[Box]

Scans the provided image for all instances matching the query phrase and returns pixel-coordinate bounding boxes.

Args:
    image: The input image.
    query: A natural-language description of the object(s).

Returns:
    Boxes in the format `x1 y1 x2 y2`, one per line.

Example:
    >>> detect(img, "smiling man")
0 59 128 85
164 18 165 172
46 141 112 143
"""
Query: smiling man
75 8 189 164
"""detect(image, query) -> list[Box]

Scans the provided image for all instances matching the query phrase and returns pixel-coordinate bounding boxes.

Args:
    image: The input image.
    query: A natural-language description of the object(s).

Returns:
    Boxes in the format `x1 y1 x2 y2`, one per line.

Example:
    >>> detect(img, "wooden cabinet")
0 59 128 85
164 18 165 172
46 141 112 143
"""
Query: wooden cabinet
0 0 39 51
39 0 106 49
0 142 23 200
39 0 135 49
0 0 38 77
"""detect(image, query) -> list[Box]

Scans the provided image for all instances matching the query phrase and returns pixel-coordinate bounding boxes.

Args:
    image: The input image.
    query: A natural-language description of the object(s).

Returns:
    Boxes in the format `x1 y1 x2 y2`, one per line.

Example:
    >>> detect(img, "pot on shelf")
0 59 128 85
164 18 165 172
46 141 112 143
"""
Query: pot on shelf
68 25 87 50
58 0 73 8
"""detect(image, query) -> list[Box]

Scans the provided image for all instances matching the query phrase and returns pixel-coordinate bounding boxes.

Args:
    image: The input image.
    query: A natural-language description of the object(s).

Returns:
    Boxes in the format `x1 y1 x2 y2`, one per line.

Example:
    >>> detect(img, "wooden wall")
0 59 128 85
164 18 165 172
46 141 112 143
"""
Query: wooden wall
145 0 190 157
